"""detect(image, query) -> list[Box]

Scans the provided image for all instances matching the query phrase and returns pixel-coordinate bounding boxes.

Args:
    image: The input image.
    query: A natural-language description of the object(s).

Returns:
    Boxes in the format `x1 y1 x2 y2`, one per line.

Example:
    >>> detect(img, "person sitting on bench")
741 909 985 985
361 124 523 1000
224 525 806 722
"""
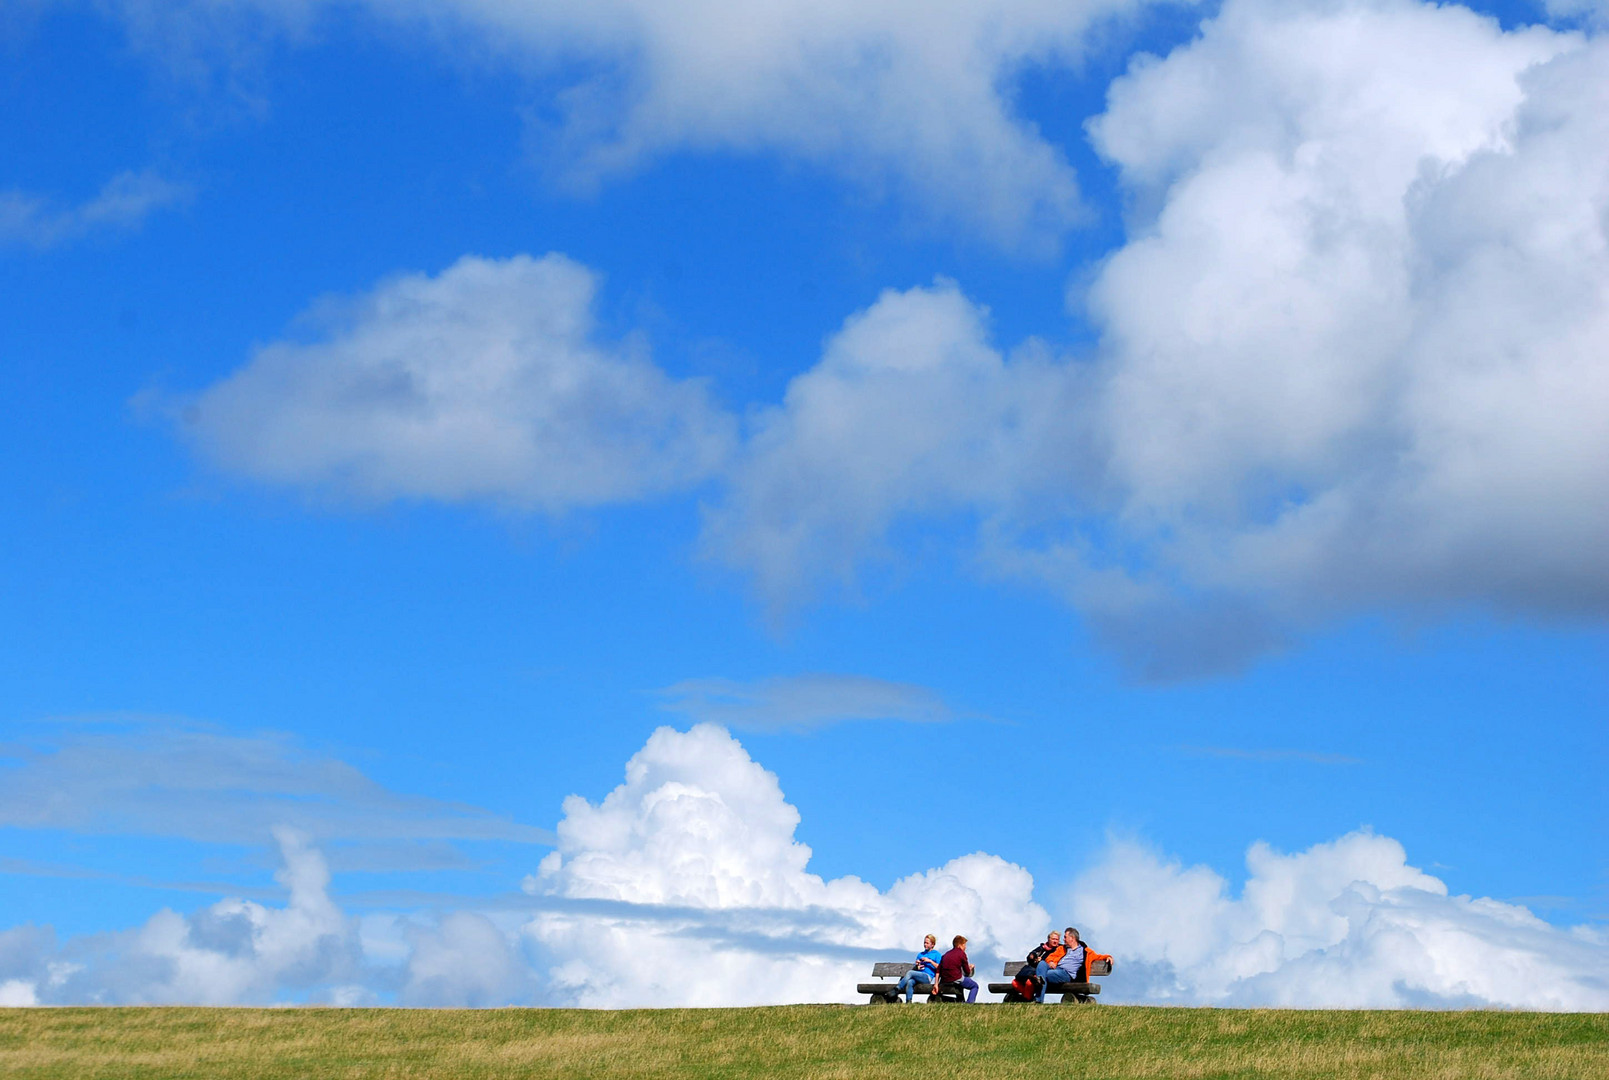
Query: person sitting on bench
1035 927 1086 1002
1063 927 1089 979
896 935 944 1002
936 935 979 1003
1013 931 1064 1000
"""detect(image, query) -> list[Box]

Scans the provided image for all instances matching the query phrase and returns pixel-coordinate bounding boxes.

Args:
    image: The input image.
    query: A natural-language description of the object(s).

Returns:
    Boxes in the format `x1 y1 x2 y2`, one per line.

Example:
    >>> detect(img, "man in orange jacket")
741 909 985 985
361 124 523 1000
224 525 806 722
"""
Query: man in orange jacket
1037 927 1086 1001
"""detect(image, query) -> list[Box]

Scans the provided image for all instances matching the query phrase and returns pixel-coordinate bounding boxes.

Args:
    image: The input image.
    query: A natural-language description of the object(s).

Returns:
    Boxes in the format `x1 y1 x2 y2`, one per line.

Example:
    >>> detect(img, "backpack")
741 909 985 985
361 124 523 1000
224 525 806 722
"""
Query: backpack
1009 965 1040 1002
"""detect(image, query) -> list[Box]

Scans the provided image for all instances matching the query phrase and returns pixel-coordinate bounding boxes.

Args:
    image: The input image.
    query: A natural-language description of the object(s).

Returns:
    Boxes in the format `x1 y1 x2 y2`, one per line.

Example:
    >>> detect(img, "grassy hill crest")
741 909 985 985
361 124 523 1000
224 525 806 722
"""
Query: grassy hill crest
4 1004 1607 1079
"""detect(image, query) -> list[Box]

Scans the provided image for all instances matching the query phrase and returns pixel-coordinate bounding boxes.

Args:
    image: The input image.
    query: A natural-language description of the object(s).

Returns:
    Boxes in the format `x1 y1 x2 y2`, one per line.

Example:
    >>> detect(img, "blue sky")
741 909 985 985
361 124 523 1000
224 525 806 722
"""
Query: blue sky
1 0 1606 1008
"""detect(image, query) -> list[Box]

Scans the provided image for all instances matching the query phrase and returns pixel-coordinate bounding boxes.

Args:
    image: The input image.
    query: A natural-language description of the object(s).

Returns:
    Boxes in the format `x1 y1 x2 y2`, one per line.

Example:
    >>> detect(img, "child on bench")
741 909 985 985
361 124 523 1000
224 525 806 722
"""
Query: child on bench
896 935 943 1002
936 935 978 1002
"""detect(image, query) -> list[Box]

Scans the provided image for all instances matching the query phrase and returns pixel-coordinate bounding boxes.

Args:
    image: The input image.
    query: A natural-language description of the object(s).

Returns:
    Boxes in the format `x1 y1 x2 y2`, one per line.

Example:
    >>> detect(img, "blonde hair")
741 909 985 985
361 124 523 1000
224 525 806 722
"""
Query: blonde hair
923 934 936 946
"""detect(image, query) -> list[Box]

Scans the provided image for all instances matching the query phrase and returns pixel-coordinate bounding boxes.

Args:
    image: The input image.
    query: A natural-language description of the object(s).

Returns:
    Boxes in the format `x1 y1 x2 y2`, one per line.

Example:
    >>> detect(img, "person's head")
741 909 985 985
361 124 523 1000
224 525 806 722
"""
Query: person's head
953 935 967 949
1065 927 1080 945
1046 930 1061 945
923 935 936 950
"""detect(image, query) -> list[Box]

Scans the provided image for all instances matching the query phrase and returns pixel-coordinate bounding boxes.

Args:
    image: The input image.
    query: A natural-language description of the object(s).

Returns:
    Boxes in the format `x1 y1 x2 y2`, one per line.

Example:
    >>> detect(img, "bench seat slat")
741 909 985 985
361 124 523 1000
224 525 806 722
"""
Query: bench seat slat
857 982 931 995
985 982 1100 995
870 962 916 978
999 959 1112 976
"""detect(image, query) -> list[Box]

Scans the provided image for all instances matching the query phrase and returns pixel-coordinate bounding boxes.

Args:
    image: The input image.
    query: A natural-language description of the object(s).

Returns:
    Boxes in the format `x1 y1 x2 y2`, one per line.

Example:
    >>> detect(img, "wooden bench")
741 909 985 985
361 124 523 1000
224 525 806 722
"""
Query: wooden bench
857 962 967 1003
987 957 1112 1003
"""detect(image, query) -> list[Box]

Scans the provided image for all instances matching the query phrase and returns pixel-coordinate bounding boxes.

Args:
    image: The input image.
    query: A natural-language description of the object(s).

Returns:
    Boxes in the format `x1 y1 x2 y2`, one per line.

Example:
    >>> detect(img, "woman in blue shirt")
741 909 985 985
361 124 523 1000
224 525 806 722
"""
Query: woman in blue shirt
896 935 944 1002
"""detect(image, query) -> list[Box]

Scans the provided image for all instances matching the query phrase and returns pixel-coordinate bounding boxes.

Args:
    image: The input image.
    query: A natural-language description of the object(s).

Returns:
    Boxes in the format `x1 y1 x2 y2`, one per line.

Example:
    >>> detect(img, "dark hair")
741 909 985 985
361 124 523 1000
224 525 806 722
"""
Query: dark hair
1065 927 1079 941
953 935 967 947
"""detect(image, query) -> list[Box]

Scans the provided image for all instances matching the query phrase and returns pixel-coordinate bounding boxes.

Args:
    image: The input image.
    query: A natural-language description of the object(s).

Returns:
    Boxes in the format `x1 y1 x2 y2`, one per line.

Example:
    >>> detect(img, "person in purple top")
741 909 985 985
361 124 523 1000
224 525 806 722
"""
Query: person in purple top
936 935 978 1003
1035 926 1086 1002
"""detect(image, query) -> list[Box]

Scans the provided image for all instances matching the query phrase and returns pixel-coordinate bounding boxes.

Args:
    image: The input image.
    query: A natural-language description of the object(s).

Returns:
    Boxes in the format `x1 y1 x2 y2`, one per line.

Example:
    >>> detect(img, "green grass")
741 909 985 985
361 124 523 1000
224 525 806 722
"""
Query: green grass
3 1005 1606 1079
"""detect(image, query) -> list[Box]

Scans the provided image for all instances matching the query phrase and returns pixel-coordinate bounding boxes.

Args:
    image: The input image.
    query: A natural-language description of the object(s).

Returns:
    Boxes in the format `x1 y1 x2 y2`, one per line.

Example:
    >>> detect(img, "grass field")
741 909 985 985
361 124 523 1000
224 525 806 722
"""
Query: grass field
3 1004 1606 1080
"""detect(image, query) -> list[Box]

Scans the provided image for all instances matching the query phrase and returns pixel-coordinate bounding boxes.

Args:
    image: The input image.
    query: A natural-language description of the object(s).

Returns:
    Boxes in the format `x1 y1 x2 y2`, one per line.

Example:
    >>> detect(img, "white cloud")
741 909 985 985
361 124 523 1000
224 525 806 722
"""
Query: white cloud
177 253 735 510
0 926 52 1007
93 0 1196 248
0 980 37 1006
1543 0 1609 26
657 673 958 732
1078 0 1609 636
706 0 1609 676
0 724 1048 1007
468 0 1129 247
138 0 1609 674
702 279 1089 607
11 829 365 1006
0 718 552 853
399 911 534 1007
97 828 358 1005
523 723 1047 1006
1069 830 1609 1009
0 169 189 248
2 725 1602 1008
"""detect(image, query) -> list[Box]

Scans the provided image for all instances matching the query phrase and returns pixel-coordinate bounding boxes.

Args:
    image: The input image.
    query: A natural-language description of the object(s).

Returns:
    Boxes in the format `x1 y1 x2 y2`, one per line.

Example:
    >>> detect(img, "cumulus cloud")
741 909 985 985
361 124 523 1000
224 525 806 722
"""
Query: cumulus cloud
2 829 364 1006
1543 0 1609 26
0 828 513 1007
0 724 1048 1007
398 911 535 1007
1069 830 1609 1009
1076 0 1609 639
0 169 189 248
0 980 37 1007
0 718 552 854
454 0 1130 247
2 725 1603 1008
657 673 959 732
175 254 734 509
91 0 1195 247
0 926 53 1007
706 0 1609 676
143 0 1609 675
523 723 1047 1005
702 279 1089 606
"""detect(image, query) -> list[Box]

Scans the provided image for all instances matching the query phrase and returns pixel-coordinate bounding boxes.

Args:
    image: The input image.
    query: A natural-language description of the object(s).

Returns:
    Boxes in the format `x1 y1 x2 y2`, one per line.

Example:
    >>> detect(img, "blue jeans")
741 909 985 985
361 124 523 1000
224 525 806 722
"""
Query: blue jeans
941 976 979 1003
1035 962 1075 1002
896 969 935 1001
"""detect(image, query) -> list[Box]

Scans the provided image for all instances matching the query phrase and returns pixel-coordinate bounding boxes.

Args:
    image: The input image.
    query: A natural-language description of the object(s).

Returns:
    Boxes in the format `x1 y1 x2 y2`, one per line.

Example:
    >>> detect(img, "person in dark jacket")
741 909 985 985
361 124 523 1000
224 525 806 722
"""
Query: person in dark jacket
935 935 978 1003
1012 931 1064 1001
1025 931 1064 969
